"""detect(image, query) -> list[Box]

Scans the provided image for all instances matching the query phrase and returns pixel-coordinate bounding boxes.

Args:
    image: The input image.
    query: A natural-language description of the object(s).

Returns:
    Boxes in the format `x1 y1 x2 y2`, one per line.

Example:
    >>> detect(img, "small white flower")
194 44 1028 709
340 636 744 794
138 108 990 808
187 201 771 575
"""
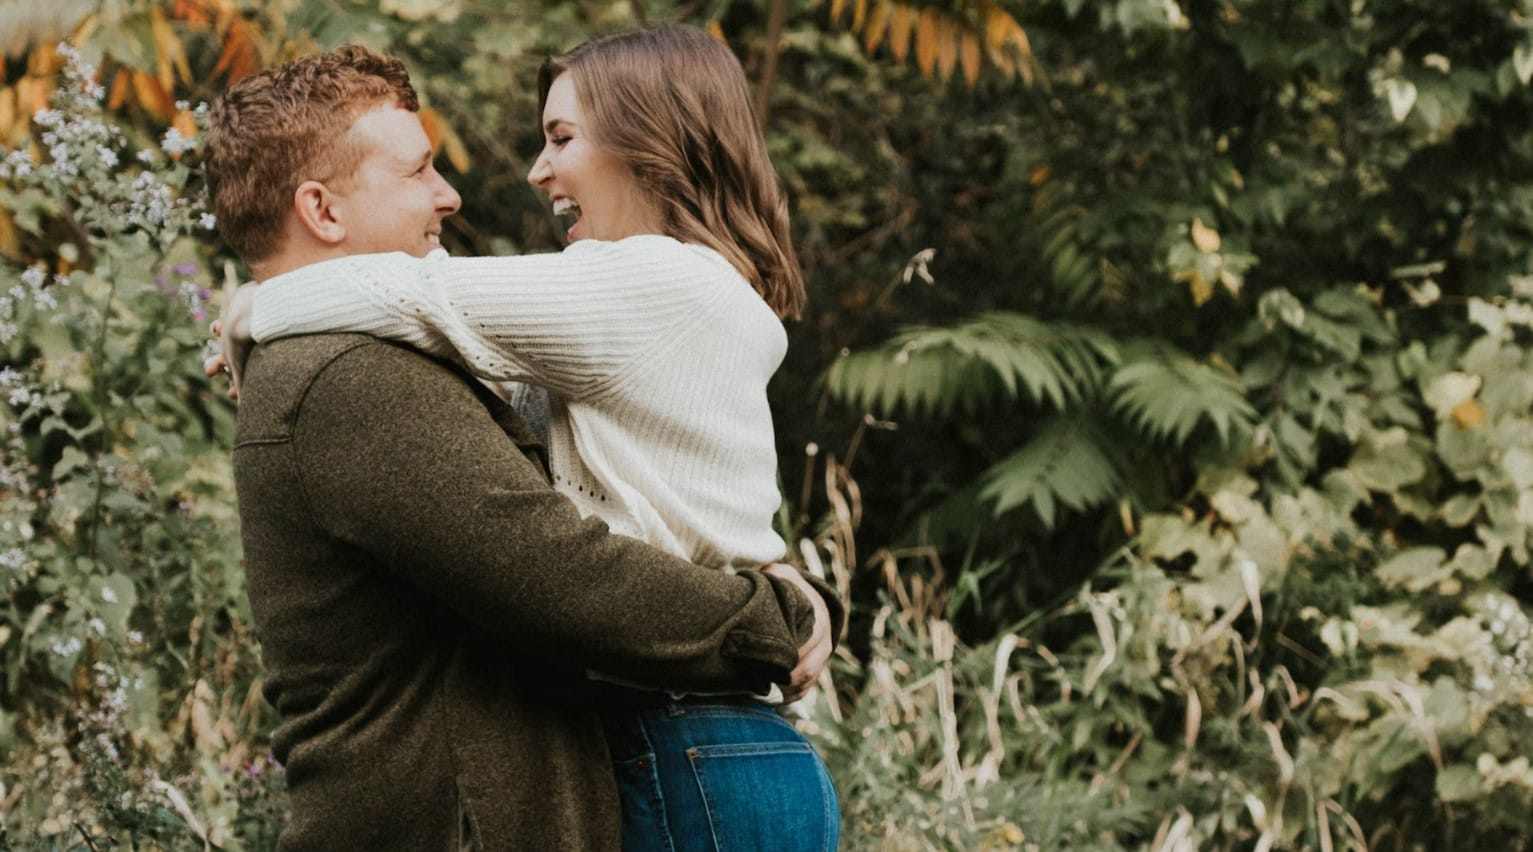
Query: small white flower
100 585 119 604
160 127 197 154
0 367 20 386
136 150 155 165
200 212 217 231
8 387 31 407
20 267 44 289
96 146 118 168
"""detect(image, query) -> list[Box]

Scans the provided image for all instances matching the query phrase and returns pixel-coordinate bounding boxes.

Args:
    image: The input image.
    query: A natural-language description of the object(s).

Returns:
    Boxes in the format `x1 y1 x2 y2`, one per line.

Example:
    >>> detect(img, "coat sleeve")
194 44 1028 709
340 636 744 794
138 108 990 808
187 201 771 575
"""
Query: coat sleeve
287 341 815 693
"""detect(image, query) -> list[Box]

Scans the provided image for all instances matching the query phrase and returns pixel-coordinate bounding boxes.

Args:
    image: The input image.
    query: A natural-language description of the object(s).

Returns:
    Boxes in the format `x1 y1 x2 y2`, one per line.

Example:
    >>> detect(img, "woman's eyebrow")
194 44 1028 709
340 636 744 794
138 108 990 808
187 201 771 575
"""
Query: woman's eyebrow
544 118 575 134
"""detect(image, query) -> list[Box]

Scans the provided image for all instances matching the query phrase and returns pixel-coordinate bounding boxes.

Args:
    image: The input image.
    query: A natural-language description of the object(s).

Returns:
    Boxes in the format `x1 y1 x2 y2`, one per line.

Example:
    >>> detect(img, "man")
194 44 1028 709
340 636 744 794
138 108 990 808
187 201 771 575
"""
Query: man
202 46 837 850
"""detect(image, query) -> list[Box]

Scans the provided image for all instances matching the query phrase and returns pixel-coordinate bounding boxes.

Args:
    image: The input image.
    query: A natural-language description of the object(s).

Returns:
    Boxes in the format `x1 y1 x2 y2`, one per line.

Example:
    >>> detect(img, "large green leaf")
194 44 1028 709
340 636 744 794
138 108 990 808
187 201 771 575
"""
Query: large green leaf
1106 342 1257 448
824 311 1119 418
979 416 1122 527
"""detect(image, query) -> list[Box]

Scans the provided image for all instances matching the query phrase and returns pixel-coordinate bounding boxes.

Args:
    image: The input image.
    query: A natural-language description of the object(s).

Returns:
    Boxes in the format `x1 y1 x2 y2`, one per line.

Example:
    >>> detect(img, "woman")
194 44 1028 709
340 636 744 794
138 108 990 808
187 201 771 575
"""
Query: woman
220 26 839 852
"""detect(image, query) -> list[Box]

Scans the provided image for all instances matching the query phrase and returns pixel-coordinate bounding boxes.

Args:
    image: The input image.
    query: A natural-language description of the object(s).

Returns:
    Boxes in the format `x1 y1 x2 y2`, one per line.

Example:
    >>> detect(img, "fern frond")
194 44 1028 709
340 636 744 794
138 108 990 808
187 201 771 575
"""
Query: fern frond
1106 341 1257 447
980 417 1122 527
825 311 1120 418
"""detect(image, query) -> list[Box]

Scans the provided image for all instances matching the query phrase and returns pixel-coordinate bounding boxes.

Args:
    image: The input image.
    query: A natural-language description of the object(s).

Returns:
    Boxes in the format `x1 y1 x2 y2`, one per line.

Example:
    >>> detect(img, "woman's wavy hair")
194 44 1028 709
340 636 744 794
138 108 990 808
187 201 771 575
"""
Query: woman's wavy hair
539 26 806 319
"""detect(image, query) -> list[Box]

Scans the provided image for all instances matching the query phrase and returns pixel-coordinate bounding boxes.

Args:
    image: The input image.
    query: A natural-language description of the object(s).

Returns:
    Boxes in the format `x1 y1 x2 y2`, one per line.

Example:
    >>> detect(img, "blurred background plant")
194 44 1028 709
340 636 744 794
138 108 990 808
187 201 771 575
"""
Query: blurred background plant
3 0 1532 849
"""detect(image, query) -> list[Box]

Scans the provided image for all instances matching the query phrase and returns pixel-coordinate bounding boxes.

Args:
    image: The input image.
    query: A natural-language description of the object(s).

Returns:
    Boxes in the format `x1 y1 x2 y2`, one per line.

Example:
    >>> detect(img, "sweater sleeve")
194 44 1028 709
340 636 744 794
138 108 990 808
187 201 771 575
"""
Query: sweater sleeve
251 237 728 399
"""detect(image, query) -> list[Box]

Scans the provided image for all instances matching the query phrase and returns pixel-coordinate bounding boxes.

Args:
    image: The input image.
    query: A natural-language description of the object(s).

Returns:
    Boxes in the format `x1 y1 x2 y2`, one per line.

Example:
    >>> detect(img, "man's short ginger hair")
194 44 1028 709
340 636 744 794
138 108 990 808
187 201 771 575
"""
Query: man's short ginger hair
203 45 419 264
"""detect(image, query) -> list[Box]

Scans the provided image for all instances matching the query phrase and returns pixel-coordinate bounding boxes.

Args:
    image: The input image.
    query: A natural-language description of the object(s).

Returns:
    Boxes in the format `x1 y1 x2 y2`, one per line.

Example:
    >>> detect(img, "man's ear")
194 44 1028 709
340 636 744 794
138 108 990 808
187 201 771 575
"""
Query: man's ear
292 180 346 246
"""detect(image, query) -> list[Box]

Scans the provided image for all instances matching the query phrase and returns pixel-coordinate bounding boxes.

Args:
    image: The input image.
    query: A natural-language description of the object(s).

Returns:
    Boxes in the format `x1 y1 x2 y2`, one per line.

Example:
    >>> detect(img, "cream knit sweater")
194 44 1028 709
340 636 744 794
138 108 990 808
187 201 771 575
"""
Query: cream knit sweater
251 235 788 569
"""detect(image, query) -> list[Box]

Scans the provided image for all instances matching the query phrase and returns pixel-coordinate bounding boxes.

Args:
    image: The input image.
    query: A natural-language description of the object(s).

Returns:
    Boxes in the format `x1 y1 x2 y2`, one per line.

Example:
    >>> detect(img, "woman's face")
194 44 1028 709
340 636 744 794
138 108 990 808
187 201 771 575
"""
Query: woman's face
528 74 663 243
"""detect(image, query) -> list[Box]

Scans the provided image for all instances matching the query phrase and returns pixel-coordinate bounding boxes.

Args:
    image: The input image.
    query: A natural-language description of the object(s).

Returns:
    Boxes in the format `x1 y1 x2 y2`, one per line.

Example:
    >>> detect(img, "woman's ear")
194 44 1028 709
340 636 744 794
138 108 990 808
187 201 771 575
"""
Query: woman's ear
292 180 346 245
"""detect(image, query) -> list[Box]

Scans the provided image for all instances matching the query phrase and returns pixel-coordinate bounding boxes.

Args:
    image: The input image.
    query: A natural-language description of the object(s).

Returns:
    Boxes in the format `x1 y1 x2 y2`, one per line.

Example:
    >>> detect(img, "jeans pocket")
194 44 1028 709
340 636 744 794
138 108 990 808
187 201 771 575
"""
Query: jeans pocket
613 752 677 852
686 742 839 852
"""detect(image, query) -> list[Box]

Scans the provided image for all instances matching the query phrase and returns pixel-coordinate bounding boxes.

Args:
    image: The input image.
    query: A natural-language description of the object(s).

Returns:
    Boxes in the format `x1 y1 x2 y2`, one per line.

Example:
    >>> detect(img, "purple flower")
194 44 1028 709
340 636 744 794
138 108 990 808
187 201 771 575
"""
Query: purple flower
173 262 198 276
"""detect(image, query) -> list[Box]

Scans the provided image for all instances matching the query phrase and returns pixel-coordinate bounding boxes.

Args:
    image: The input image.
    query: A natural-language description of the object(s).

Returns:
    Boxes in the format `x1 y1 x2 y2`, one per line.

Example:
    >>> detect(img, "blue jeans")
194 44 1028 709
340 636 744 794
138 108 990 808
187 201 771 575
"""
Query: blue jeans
598 693 840 852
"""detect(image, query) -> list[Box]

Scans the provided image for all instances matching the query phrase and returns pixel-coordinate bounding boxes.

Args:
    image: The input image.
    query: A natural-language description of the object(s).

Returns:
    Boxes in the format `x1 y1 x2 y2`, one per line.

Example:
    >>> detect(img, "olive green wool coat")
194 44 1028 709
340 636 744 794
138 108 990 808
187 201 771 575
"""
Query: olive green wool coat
234 334 829 851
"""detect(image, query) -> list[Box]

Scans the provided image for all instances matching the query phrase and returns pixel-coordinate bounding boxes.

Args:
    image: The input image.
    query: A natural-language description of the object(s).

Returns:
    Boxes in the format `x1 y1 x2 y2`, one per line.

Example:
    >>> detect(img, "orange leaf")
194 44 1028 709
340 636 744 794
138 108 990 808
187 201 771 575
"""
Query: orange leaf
418 108 470 173
915 8 938 77
108 68 132 111
172 108 199 153
213 17 262 83
172 0 214 26
936 14 959 81
132 71 177 122
863 0 890 54
16 78 51 119
888 4 914 62
0 207 17 259
830 0 848 26
0 87 14 144
852 0 867 32
705 20 726 43
960 27 981 87
27 44 62 78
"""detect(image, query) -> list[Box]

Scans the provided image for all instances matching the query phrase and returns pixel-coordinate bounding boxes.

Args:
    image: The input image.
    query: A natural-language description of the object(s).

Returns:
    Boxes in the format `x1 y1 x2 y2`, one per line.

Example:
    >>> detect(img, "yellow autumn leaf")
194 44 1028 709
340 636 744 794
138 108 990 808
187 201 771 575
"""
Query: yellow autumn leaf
1451 398 1486 429
936 15 959 82
0 207 18 259
0 87 15 144
1191 217 1221 253
705 20 725 43
108 68 132 111
418 108 471 173
132 70 177 122
864 0 890 54
888 4 914 63
961 29 980 87
15 77 50 119
1185 270 1214 306
915 7 938 77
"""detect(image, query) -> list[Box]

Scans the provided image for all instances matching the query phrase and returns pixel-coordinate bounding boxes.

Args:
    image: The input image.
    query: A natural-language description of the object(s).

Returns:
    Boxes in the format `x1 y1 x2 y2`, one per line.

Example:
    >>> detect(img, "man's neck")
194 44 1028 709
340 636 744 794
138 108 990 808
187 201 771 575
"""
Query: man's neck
251 245 349 283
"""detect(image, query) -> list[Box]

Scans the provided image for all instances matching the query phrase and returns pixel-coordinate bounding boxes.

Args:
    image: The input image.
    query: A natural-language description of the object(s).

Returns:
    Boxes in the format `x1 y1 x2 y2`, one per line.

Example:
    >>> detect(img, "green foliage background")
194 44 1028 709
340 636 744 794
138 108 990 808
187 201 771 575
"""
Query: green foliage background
3 0 1533 849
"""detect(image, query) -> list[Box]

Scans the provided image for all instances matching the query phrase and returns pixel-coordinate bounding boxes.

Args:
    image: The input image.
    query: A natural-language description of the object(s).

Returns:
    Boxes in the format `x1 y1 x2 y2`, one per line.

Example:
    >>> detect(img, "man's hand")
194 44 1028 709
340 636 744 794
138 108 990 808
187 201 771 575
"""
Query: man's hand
763 563 832 702
203 282 259 399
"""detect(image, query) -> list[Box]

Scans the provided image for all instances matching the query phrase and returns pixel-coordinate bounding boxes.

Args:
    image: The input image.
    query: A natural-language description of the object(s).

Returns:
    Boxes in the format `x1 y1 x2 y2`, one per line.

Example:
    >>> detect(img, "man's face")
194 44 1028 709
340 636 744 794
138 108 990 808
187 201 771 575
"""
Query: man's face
330 103 461 256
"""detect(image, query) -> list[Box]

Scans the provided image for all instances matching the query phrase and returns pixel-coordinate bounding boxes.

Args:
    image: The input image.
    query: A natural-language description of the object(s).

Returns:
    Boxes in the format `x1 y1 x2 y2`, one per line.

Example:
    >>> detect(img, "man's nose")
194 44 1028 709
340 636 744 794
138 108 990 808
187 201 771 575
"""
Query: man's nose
435 172 462 214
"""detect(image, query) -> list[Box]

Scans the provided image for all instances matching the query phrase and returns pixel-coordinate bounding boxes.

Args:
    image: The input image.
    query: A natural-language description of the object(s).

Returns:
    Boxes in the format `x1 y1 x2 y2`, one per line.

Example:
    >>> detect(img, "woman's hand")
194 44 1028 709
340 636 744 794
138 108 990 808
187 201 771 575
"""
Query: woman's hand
763 563 832 703
203 282 259 399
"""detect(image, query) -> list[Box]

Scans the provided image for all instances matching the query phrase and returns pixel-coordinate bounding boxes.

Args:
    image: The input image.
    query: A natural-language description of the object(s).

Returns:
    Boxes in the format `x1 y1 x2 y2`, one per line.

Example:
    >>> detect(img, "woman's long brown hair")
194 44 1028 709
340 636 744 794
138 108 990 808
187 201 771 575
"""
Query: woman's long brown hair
539 26 806 319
